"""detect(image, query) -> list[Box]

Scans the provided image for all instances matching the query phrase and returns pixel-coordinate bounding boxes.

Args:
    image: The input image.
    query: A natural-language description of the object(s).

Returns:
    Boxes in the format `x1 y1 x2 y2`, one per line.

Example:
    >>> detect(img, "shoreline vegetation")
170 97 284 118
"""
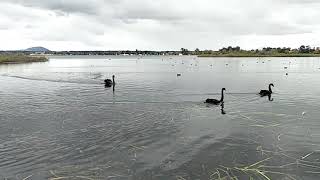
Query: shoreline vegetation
45 45 320 57
0 55 48 64
198 53 320 57
195 45 320 57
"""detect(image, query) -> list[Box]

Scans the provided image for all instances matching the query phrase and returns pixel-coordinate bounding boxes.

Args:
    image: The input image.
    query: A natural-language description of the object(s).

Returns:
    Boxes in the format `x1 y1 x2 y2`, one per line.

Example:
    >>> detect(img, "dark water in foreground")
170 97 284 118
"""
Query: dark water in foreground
1 56 320 180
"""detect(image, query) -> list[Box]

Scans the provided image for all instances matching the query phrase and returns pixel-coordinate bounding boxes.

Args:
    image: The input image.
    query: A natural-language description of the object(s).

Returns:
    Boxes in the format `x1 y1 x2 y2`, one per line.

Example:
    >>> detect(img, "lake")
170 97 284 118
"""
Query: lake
1 56 320 180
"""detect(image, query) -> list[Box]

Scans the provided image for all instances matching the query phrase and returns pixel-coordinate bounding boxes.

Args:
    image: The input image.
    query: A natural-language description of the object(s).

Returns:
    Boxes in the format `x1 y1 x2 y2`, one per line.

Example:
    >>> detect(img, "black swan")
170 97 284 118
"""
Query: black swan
104 75 115 87
205 88 226 105
259 83 274 96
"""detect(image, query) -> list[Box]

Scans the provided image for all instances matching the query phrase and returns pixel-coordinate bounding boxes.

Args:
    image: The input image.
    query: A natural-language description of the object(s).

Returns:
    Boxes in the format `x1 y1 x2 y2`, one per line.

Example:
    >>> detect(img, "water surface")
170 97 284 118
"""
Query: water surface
1 56 320 179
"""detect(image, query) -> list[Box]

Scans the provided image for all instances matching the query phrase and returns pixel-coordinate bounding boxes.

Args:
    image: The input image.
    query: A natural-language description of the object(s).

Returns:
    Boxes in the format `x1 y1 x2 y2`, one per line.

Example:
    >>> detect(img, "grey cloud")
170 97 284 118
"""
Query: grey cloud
281 0 320 4
3 0 101 15
24 24 35 29
0 0 320 50
0 25 9 30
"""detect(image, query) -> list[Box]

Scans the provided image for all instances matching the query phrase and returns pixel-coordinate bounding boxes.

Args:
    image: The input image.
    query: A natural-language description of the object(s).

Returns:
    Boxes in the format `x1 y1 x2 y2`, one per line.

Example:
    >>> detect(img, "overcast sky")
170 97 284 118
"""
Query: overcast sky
0 0 320 51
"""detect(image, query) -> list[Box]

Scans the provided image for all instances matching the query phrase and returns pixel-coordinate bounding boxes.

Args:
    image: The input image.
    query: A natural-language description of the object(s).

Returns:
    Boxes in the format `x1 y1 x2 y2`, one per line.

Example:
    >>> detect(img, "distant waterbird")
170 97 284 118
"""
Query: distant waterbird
205 88 226 105
259 83 274 97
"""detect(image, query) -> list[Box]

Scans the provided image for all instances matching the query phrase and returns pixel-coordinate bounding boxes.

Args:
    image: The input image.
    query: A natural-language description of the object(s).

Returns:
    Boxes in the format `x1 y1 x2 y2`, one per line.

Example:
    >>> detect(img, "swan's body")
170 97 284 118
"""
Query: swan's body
205 88 226 105
205 99 220 104
259 83 274 96
104 79 112 87
104 75 115 87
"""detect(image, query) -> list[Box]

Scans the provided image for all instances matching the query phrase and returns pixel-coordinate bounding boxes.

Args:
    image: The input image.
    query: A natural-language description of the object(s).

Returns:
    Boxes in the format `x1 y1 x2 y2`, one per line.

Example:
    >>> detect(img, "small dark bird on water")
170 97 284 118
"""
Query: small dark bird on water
177 73 181 77
104 75 115 87
205 88 226 105
259 83 274 97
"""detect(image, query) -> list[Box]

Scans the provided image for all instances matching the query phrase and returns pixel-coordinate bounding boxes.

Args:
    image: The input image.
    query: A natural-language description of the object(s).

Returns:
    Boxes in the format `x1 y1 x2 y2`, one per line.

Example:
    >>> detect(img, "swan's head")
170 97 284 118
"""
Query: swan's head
222 88 226 91
270 83 274 87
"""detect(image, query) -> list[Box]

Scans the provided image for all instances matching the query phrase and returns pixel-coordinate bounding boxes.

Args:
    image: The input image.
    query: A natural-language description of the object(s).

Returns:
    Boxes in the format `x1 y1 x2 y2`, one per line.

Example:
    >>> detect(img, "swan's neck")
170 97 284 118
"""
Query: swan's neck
112 76 115 84
269 85 272 93
220 90 224 102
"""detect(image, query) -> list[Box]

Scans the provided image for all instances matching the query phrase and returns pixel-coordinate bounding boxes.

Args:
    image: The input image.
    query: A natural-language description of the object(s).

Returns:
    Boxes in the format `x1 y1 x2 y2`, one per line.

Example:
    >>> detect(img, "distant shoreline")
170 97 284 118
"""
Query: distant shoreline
198 53 320 58
0 55 48 64
2 52 320 59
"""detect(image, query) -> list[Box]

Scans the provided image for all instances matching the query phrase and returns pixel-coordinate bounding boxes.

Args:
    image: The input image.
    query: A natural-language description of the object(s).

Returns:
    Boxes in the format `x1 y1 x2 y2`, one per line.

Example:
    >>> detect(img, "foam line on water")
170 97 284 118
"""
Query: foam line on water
0 74 100 85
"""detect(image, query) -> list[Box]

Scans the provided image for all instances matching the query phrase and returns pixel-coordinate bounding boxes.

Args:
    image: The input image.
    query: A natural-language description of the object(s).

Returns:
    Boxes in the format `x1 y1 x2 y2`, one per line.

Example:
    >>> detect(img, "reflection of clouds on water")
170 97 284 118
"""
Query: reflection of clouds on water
137 108 320 179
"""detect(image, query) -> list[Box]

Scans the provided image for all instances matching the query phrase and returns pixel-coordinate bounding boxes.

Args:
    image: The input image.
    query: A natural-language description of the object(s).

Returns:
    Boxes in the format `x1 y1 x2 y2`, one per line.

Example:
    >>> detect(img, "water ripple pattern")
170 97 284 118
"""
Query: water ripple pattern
1 56 320 179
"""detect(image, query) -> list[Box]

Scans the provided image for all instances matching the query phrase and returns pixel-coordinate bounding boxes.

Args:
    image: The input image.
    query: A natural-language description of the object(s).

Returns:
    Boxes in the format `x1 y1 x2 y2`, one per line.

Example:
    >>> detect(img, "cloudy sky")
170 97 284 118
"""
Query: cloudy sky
0 0 320 51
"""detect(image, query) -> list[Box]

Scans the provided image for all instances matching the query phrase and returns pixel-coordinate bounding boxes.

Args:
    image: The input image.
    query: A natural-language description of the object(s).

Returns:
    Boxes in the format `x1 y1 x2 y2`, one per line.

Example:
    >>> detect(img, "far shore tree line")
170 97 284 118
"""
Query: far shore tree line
184 45 320 56
1 45 320 56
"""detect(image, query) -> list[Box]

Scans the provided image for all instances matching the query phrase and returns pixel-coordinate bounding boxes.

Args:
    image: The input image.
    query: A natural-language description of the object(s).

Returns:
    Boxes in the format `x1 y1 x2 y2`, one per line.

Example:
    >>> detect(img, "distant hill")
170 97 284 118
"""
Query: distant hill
24 47 50 52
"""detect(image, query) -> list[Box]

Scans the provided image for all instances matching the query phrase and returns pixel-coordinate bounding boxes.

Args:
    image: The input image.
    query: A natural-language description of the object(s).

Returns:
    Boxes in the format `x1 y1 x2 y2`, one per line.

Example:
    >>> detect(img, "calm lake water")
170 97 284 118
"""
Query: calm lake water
1 56 320 180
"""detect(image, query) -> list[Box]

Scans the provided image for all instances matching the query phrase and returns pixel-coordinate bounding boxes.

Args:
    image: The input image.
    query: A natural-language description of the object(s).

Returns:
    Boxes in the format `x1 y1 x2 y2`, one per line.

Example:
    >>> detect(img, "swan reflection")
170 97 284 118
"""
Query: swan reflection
221 102 226 115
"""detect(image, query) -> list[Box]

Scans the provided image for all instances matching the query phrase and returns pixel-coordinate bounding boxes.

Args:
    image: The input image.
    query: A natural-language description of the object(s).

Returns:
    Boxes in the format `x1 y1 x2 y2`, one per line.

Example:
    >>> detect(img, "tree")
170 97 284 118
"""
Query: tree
180 48 189 55
299 45 306 53
234 46 241 51
195 48 200 55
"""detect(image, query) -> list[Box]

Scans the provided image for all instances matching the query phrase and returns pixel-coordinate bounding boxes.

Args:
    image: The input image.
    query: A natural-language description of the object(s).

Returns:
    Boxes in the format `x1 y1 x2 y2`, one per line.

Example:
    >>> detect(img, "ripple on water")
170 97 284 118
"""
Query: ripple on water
1 57 320 179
